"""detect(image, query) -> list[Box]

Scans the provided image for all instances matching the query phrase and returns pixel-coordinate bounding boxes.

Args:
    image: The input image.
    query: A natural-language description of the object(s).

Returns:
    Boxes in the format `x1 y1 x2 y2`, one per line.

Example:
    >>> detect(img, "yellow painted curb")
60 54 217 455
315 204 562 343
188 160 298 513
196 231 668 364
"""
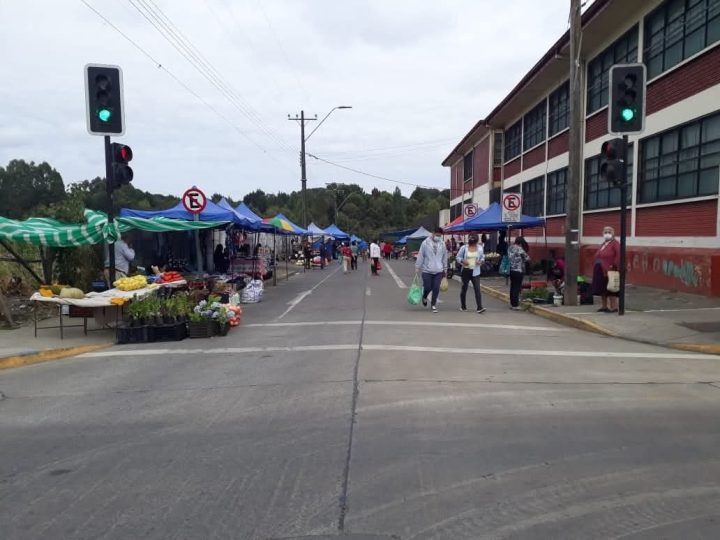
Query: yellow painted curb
480 284 509 303
0 344 112 371
668 343 720 356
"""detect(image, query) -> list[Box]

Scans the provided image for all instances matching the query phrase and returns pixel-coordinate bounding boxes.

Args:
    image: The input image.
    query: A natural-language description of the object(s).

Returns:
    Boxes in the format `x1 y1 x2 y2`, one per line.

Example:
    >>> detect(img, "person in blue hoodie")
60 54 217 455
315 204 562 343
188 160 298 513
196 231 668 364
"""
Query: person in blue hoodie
415 227 448 313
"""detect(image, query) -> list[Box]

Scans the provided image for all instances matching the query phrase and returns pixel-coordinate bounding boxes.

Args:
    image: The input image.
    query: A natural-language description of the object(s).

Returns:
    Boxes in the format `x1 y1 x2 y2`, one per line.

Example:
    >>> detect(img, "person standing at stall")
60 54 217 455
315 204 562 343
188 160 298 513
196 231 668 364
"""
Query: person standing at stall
104 234 135 285
456 234 486 313
415 227 448 313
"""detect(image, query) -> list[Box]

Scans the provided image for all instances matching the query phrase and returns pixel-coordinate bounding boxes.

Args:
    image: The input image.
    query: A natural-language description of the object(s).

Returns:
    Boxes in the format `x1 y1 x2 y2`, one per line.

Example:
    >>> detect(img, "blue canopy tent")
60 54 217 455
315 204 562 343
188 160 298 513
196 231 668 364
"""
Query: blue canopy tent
120 200 236 223
350 234 363 244
307 222 326 237
382 226 417 239
444 202 545 233
324 223 350 240
216 198 261 229
395 235 408 245
233 203 275 232
273 213 307 235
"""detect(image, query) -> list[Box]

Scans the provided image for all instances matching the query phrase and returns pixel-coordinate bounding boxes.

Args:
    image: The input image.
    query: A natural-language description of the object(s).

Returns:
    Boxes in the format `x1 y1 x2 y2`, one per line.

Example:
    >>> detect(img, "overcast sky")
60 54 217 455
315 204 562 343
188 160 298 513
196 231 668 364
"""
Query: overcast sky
0 0 577 199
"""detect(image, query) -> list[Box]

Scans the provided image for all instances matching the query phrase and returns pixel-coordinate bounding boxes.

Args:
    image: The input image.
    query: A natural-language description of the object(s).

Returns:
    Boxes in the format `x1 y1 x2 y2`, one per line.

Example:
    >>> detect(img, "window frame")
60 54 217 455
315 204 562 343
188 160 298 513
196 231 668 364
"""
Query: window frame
548 81 570 137
546 167 568 215
586 25 639 115
521 175 545 217
584 143 634 210
523 99 547 152
504 120 523 163
493 132 504 166
463 151 473 183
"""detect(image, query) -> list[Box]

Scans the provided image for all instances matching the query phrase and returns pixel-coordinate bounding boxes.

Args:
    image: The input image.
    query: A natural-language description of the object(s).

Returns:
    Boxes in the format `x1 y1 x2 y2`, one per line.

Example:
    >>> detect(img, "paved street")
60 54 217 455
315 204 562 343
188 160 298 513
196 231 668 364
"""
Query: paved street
2 261 720 539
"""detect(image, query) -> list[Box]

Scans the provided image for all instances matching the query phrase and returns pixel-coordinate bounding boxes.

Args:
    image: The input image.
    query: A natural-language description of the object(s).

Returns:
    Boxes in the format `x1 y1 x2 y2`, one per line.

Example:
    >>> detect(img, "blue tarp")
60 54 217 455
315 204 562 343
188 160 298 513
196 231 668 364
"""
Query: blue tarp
120 200 236 223
216 198 260 229
232 203 275 232
445 202 545 233
382 226 418 238
395 235 408 245
324 223 350 239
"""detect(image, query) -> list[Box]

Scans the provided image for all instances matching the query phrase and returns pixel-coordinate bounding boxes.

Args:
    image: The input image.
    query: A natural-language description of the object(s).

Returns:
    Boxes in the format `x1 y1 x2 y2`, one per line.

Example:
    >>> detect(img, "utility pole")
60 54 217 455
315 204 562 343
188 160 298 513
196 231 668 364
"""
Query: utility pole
565 0 582 306
288 111 317 228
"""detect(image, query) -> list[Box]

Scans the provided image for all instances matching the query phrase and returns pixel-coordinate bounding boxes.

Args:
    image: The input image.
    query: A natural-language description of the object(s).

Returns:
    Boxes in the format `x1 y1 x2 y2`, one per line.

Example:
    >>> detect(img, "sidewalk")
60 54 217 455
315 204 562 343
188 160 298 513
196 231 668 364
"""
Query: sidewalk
479 275 720 356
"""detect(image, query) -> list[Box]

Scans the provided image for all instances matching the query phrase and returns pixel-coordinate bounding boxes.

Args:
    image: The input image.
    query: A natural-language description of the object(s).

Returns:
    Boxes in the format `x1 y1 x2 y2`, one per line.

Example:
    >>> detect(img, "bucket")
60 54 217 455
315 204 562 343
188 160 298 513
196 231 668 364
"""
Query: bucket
553 294 563 306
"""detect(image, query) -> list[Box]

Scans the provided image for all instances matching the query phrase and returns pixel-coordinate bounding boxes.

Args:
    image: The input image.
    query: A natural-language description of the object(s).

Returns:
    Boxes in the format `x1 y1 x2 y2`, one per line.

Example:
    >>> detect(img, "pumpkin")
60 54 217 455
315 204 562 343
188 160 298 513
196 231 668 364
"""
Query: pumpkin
59 287 85 299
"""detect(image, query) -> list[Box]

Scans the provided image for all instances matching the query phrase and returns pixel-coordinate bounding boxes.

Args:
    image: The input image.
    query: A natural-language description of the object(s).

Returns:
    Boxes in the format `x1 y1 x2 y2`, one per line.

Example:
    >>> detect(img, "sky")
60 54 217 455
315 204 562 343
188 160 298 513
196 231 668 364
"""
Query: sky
0 0 578 199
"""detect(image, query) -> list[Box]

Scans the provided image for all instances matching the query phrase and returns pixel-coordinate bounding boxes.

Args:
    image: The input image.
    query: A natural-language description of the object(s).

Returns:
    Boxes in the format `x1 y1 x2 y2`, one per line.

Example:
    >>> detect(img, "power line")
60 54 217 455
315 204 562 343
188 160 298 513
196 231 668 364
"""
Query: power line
307 153 439 189
80 0 296 174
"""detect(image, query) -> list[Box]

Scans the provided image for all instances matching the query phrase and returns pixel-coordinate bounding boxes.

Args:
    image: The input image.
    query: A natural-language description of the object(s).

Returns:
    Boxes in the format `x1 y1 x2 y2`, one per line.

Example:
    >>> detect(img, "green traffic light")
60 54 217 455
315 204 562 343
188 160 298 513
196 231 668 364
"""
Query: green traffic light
97 108 112 122
621 107 635 122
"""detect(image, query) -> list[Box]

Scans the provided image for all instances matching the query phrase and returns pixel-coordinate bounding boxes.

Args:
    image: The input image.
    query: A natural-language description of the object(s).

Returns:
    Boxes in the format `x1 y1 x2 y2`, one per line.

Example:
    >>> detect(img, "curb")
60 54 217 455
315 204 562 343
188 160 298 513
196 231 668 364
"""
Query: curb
0 344 112 371
668 342 720 355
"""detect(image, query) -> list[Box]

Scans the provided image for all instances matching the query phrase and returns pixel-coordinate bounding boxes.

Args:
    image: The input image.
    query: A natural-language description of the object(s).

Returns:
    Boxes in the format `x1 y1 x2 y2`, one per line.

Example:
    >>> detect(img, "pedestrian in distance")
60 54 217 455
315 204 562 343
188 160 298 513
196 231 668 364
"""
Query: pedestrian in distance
592 226 620 313
415 227 448 313
319 240 326 270
369 240 381 275
350 241 359 270
341 243 352 274
508 236 530 310
456 234 486 313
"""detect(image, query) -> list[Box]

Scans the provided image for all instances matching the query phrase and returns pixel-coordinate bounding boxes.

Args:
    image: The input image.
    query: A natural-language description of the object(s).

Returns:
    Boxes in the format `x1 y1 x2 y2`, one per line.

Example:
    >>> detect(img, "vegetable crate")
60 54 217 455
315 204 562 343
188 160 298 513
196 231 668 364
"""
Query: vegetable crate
150 322 188 342
188 320 215 339
116 325 150 345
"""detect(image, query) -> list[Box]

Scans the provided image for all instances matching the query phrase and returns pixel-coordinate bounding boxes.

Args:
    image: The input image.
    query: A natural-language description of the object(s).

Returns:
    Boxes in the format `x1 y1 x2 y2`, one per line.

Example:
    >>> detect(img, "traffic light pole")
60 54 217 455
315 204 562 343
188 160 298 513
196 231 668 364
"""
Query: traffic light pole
618 134 629 316
104 135 116 285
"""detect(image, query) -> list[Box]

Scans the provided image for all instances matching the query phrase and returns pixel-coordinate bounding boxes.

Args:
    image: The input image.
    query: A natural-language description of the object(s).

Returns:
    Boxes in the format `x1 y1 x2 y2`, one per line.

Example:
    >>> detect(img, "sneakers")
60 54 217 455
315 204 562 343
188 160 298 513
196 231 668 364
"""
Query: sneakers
477 307 486 314
459 307 467 312
422 297 428 307
431 305 438 313
510 306 521 311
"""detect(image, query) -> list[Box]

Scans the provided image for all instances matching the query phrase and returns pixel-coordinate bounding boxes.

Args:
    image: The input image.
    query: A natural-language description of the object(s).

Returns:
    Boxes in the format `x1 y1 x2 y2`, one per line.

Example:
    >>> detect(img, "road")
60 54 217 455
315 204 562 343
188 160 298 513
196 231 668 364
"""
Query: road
2 260 720 539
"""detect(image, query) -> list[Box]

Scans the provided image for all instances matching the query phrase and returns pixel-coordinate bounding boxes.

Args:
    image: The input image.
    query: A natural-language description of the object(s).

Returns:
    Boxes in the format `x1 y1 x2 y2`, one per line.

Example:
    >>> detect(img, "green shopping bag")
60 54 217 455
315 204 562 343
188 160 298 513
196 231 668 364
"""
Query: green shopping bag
407 273 423 305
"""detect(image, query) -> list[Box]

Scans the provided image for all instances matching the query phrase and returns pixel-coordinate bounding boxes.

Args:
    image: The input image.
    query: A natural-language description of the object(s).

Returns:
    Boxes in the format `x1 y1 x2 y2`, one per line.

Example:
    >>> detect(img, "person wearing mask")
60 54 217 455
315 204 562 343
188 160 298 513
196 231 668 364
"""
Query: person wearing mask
104 234 135 285
508 236 530 310
369 240 381 275
341 243 352 274
415 227 448 313
456 234 486 313
592 226 620 312
350 241 359 270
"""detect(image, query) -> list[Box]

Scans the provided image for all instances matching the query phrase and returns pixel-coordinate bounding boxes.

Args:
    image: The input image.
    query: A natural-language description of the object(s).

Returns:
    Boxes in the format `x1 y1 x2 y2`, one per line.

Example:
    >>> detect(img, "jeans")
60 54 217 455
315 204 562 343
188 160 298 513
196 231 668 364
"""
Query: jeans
371 257 379 274
509 270 524 307
460 268 483 310
351 255 358 270
422 272 443 306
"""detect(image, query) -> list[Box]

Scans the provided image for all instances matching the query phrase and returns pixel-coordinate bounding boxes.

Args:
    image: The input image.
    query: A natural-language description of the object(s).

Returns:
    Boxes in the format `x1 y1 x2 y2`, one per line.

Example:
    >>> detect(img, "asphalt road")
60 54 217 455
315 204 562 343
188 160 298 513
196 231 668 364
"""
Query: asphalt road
2 259 720 539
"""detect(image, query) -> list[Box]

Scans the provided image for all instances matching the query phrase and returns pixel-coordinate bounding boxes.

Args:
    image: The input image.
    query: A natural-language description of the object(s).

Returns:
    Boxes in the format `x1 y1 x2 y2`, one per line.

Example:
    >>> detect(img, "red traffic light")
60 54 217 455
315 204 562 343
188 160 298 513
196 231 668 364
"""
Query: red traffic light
111 143 132 164
601 139 622 159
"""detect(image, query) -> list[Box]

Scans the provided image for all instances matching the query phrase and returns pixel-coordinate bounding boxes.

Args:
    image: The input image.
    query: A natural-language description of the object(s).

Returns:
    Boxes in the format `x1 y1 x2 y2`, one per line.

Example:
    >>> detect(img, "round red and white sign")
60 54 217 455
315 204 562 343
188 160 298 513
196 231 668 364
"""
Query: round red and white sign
503 193 521 211
182 187 207 214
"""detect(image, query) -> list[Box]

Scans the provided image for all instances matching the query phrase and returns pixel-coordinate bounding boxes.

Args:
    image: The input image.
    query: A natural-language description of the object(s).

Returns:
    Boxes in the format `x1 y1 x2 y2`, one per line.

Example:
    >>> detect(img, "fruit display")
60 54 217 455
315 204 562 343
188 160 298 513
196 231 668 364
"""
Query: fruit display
58 287 86 299
158 271 184 284
113 275 148 291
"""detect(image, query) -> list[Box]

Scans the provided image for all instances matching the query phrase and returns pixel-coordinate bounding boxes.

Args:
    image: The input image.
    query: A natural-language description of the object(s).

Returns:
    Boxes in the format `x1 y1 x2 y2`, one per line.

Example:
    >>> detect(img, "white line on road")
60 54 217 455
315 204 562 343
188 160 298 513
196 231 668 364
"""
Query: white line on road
276 266 341 321
80 344 714 360
384 261 407 289
366 287 371 296
244 320 566 332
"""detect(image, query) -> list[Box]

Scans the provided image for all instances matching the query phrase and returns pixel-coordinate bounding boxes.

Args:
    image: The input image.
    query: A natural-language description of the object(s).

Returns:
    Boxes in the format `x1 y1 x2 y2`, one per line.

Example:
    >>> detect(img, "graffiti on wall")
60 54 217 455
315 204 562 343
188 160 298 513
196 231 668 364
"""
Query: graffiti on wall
631 250 709 290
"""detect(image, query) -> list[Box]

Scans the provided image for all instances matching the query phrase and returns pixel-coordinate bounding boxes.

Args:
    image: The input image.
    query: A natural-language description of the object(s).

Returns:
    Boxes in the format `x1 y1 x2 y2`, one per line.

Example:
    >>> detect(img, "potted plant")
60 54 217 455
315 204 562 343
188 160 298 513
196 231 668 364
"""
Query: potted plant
188 300 215 338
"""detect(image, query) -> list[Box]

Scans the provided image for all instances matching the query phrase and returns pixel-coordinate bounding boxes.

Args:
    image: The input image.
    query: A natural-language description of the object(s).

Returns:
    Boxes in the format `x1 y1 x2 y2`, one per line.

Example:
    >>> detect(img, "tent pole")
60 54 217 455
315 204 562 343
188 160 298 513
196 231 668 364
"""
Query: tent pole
193 214 203 273
286 236 289 280
0 239 43 284
273 230 277 286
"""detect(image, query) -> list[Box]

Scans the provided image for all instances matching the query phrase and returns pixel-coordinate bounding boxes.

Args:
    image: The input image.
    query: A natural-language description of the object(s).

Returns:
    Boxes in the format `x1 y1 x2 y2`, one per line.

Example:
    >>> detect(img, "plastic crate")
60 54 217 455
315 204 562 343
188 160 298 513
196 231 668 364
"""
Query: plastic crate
151 322 187 342
116 325 149 344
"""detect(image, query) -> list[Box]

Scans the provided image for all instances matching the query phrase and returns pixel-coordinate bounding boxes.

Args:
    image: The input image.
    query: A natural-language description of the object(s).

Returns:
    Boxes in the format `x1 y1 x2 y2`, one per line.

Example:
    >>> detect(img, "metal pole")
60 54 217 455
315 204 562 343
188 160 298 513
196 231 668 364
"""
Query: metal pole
285 236 289 280
104 135 116 285
300 110 308 228
273 230 277 286
564 0 582 306
618 134 629 316
194 214 203 272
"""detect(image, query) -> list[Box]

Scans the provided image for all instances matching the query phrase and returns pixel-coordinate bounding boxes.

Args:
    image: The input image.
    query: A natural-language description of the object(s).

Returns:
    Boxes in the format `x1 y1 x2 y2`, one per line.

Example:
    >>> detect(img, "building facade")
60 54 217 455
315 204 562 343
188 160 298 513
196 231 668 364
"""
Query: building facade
443 0 720 296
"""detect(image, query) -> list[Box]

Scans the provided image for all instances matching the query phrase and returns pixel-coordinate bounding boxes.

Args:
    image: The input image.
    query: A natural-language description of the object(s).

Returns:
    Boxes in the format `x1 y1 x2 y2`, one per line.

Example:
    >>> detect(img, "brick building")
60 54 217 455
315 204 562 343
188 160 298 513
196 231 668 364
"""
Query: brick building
442 0 720 296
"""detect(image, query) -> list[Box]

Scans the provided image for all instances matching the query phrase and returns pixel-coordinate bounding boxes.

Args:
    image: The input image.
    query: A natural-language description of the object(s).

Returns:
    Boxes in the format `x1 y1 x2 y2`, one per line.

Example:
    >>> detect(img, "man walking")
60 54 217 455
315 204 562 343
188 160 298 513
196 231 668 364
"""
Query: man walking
415 227 448 313
369 240 381 276
350 241 359 270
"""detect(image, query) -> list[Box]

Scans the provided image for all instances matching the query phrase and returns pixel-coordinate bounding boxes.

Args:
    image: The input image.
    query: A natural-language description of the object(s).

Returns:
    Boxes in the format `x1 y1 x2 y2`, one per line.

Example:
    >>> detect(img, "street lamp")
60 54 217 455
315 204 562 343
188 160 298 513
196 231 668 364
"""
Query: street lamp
288 106 352 228
325 183 355 226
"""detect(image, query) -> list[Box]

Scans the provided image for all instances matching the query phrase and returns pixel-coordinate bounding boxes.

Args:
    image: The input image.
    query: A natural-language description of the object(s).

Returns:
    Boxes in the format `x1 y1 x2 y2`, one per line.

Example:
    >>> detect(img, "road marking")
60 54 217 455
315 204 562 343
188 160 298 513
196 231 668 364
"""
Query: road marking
366 287 371 296
276 266 341 320
80 344 714 360
571 306 720 315
244 320 566 332
384 261 407 289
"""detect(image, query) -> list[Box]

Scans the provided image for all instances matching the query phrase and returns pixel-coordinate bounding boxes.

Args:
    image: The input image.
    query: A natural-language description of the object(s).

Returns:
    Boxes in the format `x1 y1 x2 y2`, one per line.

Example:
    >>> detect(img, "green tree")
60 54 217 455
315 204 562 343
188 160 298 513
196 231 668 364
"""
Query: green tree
0 160 65 219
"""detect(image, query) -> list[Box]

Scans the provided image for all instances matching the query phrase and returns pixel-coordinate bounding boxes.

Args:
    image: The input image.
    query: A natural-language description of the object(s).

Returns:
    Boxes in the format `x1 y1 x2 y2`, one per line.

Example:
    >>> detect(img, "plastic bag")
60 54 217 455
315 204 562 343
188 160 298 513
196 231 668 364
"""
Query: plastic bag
606 270 620 293
439 276 449 292
241 279 264 304
499 255 510 276
407 274 423 305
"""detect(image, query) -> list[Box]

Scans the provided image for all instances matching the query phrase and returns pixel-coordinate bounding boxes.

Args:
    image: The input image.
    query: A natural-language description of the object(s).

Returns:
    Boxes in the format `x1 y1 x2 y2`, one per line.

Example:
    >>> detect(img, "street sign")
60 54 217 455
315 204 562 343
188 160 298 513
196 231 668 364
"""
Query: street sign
182 187 207 214
463 203 478 219
502 193 522 223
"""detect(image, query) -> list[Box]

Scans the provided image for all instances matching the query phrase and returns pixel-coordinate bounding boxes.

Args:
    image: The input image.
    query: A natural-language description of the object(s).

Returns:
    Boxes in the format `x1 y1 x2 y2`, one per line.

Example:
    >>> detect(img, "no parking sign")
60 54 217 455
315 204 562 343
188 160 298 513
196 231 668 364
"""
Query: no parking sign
502 193 522 223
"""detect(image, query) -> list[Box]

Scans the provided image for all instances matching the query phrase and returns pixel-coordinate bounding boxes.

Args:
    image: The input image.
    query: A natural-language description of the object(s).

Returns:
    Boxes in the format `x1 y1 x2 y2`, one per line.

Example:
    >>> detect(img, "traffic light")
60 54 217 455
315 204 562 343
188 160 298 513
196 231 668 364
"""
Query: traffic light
609 63 646 134
600 138 626 186
109 143 133 190
85 64 125 135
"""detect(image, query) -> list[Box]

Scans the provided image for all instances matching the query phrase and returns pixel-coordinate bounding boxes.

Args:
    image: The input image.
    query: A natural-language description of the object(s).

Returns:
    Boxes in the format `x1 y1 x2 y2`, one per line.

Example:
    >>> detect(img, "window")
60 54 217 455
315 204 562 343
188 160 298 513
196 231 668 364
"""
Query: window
523 100 547 151
639 112 720 203
547 167 568 215
504 120 522 162
450 202 462 221
584 143 634 210
587 26 639 114
493 132 504 166
463 151 473 183
645 0 720 79
548 82 570 137
522 176 545 217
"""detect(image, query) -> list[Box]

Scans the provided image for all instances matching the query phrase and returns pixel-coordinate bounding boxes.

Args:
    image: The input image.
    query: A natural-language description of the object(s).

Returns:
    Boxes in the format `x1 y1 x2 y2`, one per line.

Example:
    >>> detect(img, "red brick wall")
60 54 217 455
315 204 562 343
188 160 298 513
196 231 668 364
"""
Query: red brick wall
522 144 546 170
545 216 566 236
473 138 490 188
585 109 608 143
636 200 717 236
548 132 569 159
504 157 521 179
493 167 502 183
648 46 720 115
583 210 631 238
524 227 543 237
450 163 462 200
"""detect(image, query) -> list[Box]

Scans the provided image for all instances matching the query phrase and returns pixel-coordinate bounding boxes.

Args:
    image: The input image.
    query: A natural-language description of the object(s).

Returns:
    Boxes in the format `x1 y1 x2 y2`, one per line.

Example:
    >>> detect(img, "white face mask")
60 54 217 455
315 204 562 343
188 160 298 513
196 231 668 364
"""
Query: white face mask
603 233 613 241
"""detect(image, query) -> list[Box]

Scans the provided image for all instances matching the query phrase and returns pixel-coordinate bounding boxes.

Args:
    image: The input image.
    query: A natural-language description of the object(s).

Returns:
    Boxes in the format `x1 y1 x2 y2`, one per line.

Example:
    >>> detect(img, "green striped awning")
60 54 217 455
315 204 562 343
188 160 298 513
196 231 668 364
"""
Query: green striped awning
0 210 228 247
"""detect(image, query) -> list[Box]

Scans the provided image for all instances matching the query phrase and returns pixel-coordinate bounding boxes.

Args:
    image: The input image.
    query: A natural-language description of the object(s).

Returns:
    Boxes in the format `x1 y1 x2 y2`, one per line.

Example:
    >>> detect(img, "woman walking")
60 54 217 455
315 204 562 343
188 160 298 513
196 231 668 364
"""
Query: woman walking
415 227 448 313
456 234 486 313
508 237 529 310
341 243 352 274
592 226 620 312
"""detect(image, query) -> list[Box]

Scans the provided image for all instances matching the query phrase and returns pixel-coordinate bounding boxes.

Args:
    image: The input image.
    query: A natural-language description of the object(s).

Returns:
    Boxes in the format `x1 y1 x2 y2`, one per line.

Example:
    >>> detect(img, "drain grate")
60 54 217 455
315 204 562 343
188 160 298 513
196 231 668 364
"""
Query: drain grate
680 321 720 333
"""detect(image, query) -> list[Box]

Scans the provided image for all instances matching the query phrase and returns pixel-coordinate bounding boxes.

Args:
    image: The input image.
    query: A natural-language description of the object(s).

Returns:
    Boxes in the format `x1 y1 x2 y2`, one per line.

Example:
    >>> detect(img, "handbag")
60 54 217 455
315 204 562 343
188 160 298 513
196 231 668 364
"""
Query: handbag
606 270 620 293
407 273 423 305
499 255 510 276
439 276 449 292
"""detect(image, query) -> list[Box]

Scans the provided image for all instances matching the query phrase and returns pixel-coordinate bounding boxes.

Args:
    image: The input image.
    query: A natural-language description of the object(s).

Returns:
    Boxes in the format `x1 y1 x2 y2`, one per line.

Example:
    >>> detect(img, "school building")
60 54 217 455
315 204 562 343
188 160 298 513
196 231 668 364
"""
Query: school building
442 0 720 296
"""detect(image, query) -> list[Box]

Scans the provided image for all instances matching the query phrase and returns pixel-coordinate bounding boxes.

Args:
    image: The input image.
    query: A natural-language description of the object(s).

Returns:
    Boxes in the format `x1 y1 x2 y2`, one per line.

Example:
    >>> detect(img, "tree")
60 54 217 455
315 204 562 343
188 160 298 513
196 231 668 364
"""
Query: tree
243 189 269 215
0 160 65 219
